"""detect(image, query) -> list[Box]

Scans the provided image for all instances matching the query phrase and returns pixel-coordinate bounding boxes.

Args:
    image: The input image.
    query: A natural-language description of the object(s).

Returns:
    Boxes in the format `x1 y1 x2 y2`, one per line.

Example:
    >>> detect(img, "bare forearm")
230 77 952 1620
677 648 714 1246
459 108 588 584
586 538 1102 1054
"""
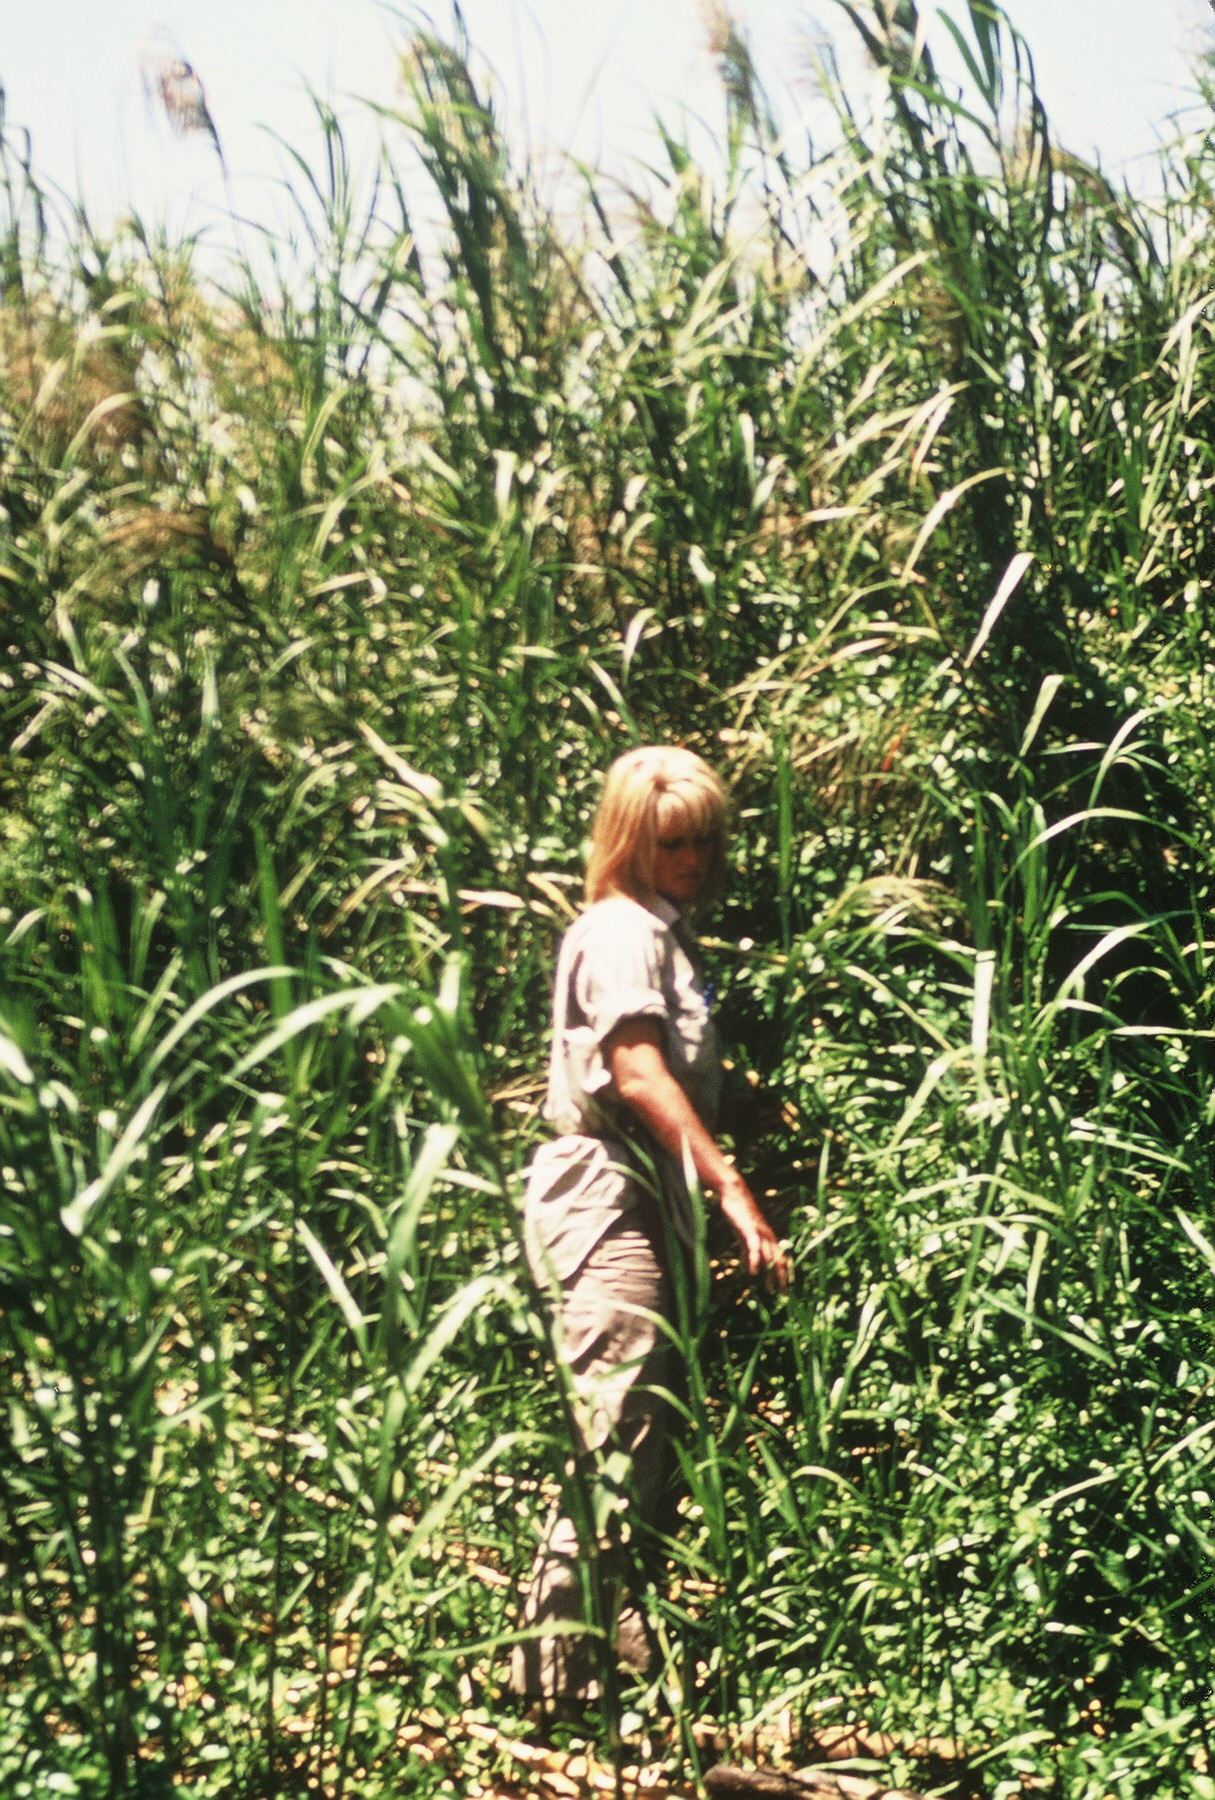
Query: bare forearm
615 1059 740 1200
607 1025 789 1288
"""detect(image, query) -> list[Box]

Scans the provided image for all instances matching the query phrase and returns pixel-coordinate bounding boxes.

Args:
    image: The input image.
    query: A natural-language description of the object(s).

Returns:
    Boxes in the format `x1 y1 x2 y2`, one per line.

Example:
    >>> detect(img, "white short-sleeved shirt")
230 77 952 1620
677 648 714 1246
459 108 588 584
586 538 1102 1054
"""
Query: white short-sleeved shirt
523 893 722 1283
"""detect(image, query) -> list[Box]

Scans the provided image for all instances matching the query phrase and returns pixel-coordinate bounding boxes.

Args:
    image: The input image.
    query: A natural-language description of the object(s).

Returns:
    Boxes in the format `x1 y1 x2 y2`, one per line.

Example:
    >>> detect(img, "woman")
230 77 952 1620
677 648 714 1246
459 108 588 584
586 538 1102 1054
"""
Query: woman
510 745 789 1706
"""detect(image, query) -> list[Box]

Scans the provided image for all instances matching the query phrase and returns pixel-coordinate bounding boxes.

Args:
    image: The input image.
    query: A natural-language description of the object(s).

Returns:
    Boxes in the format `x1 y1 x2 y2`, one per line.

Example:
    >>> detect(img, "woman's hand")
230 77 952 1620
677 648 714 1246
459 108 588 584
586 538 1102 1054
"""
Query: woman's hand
718 1173 790 1291
606 1019 791 1292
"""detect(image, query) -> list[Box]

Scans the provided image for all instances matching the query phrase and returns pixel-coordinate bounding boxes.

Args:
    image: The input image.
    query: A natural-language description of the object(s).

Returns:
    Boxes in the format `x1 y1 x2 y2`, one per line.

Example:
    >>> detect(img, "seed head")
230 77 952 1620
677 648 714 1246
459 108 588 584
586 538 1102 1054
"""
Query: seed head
139 30 225 172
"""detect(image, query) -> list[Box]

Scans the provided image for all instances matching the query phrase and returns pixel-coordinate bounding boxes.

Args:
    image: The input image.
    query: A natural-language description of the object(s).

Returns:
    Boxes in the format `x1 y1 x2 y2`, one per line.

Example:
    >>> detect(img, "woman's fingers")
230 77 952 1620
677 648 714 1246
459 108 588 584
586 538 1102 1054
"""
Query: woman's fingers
757 1228 790 1291
756 1220 790 1290
721 1187 791 1291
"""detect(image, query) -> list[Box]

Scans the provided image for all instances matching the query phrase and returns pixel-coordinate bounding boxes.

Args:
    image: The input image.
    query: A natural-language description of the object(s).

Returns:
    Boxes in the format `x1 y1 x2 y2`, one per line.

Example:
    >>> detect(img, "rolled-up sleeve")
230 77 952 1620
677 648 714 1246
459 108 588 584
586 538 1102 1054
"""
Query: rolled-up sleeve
568 907 669 1100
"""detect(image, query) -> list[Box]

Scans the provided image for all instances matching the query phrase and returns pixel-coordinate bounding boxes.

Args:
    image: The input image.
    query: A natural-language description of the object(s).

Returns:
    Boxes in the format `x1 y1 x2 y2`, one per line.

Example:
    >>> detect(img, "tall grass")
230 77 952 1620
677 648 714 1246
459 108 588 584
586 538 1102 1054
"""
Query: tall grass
3 3 1215 1794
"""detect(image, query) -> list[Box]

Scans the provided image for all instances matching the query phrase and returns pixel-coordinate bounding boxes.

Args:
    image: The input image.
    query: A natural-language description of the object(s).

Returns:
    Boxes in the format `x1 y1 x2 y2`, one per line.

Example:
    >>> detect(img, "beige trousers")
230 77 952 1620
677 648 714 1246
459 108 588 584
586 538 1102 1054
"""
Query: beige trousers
510 1218 679 1700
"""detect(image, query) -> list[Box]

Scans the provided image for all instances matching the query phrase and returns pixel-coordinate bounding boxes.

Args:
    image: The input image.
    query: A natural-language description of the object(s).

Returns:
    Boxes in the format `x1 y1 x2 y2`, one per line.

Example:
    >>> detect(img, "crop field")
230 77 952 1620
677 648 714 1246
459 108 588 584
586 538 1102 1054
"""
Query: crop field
3 3 1215 1795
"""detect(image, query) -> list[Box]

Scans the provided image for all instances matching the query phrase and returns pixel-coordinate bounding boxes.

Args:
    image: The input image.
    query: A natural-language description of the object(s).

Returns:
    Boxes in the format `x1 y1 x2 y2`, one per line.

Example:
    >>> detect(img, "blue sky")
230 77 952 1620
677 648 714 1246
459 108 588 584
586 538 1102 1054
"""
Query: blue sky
0 2 1209 254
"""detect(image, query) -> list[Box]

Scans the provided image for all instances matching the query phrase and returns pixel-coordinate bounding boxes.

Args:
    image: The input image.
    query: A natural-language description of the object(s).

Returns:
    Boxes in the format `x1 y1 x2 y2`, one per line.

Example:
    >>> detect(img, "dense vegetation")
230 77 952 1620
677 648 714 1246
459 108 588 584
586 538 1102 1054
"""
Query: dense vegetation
3 3 1215 1793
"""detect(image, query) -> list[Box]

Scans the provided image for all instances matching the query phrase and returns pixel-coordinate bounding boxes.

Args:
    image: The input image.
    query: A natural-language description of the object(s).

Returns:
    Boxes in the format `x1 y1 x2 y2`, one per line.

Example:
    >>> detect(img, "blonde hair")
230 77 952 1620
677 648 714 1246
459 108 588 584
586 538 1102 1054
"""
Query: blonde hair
585 745 730 906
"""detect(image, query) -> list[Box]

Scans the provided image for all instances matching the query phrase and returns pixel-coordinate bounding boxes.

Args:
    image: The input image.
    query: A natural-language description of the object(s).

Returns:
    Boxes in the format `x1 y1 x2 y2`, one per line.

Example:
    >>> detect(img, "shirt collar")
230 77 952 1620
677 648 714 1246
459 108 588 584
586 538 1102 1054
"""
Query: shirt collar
639 893 701 961
641 893 680 928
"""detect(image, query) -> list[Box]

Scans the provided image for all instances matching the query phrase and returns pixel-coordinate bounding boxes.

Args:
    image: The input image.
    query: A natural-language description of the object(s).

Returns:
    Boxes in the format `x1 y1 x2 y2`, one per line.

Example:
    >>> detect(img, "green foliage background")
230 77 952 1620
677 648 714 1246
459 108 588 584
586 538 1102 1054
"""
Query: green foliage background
3 4 1215 1794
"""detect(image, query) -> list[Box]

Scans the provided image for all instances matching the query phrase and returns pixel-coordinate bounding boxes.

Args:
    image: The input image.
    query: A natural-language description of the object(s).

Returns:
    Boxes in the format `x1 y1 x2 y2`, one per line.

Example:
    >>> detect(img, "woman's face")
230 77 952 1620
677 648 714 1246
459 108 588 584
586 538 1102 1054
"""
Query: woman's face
651 806 715 907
